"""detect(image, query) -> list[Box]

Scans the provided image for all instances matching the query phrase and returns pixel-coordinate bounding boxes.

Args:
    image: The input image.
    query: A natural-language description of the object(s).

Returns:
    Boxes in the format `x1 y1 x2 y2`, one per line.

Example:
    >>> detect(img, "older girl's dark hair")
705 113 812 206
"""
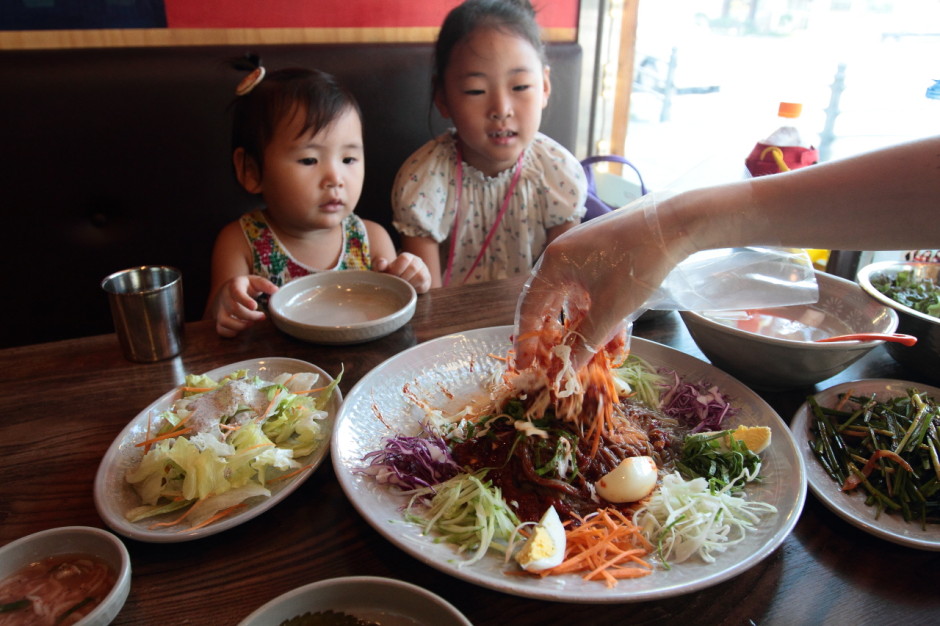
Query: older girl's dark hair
433 0 545 93
230 62 362 174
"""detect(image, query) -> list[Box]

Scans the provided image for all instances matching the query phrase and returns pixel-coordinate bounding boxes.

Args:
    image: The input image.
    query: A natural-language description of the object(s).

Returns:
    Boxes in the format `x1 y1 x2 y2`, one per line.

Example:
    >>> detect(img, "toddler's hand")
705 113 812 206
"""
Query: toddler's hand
213 275 278 337
373 253 431 294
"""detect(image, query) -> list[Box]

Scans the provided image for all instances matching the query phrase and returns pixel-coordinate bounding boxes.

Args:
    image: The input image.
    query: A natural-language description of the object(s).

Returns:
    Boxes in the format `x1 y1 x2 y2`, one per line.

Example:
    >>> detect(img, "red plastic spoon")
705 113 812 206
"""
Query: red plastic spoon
815 333 918 346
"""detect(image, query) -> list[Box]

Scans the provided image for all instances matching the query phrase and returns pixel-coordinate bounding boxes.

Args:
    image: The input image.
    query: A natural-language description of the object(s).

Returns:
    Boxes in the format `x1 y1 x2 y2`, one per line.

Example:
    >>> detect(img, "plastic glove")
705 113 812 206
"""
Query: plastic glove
514 192 695 370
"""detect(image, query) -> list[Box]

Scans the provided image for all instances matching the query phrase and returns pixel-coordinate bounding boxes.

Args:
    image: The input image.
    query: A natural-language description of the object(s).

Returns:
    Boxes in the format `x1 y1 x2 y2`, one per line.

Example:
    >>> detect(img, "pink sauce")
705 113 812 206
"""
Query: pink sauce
704 309 852 342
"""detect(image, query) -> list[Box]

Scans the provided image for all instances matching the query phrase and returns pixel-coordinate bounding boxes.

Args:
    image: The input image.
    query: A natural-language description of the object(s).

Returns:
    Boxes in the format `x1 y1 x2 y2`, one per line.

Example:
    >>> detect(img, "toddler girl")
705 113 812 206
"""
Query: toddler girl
206 63 431 337
392 0 586 287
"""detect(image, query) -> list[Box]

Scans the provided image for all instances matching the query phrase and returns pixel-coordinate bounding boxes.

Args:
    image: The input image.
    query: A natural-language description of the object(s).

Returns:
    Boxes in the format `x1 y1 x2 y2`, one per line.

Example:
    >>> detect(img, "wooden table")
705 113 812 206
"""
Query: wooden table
1 277 938 625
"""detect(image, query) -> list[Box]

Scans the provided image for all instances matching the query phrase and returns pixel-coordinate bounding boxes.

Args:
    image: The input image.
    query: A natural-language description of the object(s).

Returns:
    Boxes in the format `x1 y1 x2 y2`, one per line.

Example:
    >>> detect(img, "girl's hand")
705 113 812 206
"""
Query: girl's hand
373 253 432 294
212 275 279 337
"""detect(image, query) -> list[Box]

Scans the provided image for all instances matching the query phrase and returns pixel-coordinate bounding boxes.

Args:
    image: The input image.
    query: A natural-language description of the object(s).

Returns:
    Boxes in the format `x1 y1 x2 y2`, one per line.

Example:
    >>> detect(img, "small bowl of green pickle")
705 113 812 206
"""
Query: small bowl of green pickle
857 260 940 382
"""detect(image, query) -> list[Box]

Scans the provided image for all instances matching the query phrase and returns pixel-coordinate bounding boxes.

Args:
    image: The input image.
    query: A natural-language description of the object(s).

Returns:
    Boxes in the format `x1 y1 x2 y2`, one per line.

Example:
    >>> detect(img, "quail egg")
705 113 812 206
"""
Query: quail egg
595 455 658 503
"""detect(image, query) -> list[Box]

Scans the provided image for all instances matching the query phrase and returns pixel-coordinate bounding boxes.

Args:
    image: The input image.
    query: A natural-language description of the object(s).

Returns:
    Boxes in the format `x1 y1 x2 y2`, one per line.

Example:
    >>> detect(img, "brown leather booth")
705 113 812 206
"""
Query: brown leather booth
0 43 581 347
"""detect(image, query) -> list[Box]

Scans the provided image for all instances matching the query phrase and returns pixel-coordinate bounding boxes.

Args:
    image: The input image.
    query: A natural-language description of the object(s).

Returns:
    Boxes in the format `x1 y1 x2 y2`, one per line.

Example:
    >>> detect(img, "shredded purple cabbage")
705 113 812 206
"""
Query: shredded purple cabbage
658 369 737 432
359 433 460 490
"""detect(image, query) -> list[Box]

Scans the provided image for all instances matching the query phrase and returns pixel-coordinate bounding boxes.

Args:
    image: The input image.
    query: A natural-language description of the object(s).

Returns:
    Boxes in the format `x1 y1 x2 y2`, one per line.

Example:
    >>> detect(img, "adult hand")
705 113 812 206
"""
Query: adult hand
514 193 694 370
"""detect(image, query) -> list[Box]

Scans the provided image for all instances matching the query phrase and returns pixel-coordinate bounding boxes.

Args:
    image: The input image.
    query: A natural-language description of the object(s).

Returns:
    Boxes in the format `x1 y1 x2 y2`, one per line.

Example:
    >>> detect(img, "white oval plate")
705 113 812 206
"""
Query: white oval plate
332 326 805 603
791 378 940 550
238 576 471 626
94 357 342 543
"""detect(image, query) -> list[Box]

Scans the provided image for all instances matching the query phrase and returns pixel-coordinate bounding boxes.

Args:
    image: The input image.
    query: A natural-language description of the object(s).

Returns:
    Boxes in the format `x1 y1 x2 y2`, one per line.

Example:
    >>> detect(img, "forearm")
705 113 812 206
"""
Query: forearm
661 136 940 255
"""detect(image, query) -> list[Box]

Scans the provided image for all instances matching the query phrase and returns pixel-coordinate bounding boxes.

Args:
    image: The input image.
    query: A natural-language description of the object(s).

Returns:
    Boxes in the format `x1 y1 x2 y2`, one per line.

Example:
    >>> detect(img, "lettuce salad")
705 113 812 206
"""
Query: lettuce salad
125 368 339 529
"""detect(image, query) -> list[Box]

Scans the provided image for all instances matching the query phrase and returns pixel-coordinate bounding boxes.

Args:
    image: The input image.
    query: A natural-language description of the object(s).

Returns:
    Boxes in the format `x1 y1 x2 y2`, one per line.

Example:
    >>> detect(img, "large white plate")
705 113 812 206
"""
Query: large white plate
791 379 940 551
94 357 342 543
332 326 805 603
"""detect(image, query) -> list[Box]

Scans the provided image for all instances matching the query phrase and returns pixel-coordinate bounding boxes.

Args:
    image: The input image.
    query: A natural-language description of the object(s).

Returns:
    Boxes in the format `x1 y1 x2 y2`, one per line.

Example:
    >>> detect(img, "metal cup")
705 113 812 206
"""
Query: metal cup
101 266 184 362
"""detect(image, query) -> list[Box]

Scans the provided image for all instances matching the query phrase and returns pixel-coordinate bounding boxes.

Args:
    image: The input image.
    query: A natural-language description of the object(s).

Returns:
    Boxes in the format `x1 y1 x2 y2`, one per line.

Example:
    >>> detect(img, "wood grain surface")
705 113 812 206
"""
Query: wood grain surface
1 277 938 625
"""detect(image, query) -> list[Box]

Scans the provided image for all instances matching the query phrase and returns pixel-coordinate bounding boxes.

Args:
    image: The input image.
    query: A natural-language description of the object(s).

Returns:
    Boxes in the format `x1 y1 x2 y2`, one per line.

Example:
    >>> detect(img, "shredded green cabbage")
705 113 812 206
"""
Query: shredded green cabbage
613 355 668 408
404 470 520 566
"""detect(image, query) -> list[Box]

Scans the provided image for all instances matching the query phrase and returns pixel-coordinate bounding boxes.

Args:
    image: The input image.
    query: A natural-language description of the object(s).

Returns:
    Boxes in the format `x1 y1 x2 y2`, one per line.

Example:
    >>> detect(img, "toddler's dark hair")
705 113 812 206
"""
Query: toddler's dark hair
433 0 546 93
230 62 362 175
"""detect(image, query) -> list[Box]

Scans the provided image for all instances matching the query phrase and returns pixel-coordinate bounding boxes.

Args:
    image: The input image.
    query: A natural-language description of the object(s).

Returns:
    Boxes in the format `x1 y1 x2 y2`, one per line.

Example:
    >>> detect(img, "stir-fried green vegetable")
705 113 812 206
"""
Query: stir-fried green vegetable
808 389 940 527
871 270 940 318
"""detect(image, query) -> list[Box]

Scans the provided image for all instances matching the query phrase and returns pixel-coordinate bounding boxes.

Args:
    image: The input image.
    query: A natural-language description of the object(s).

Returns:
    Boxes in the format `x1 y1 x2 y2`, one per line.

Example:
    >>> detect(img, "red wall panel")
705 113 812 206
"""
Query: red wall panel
164 1 578 29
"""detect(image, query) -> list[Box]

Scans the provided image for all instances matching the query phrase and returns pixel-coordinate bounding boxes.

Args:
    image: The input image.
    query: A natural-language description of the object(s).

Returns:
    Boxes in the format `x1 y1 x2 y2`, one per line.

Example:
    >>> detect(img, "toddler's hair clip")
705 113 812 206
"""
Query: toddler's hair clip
236 65 266 96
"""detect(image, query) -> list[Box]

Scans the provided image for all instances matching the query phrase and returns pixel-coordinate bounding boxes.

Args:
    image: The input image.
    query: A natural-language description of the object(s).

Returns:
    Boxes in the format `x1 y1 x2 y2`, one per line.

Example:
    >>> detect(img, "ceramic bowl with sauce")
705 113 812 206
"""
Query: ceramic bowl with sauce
857 261 940 383
0 526 131 625
238 576 472 626
680 271 899 390
269 270 417 344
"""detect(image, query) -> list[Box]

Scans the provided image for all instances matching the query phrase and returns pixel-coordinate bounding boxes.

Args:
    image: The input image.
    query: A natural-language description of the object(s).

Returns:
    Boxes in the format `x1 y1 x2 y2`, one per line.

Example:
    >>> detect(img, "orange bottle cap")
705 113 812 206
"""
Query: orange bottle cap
778 102 803 118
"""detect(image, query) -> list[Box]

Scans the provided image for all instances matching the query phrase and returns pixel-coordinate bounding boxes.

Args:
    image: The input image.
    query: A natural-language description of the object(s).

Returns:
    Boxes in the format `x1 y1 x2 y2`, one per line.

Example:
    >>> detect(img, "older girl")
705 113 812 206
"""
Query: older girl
392 0 586 287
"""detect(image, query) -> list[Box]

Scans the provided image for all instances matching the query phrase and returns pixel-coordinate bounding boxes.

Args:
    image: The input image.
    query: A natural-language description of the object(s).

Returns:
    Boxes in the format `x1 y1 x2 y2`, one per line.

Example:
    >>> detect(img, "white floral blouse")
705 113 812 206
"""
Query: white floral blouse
392 131 586 285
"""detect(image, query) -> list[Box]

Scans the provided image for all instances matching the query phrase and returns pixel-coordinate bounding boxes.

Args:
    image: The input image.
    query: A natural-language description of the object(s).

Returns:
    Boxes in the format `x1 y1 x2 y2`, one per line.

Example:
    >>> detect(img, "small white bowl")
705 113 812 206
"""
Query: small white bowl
680 271 898 389
857 261 940 383
269 271 417 344
238 576 471 626
0 526 131 626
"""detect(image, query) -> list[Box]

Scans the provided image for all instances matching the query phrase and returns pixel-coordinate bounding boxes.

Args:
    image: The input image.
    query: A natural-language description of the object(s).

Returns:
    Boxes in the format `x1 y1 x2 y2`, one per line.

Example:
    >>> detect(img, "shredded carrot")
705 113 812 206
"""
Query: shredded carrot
135 425 193 448
514 329 542 344
842 448 914 491
180 386 215 393
488 352 509 362
834 389 854 411
148 499 200 529
179 503 247 533
256 390 283 423
537 508 654 587
292 385 330 395
268 463 314 484
241 442 275 453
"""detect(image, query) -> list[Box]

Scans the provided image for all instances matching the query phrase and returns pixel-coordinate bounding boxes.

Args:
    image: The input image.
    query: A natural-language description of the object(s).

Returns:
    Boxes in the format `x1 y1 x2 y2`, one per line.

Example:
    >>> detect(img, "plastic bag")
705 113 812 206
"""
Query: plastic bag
638 246 818 318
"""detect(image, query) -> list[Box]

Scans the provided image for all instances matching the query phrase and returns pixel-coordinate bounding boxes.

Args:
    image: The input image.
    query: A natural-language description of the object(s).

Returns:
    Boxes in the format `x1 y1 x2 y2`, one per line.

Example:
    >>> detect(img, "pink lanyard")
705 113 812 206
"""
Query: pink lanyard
442 145 524 286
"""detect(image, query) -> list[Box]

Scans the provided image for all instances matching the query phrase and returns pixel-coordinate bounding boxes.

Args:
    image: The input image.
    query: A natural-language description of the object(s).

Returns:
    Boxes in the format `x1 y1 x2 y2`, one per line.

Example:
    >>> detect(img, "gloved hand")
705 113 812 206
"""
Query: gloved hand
513 192 696 370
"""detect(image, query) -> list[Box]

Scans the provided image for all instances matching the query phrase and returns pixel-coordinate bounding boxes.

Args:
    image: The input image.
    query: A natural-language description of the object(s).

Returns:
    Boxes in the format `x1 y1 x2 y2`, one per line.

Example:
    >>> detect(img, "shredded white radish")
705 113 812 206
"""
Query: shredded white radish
633 472 777 565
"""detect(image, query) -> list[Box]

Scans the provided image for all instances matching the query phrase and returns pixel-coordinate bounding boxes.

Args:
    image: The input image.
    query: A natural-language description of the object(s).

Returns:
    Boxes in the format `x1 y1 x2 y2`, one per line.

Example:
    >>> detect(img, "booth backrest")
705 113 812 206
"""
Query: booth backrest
0 43 581 347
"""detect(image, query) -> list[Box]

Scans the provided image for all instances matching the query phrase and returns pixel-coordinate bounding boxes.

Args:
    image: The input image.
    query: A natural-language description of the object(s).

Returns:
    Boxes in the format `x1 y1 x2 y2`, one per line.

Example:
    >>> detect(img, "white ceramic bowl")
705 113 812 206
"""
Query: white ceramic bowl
0 526 131 625
857 261 940 383
269 271 417 344
680 271 898 390
238 576 471 626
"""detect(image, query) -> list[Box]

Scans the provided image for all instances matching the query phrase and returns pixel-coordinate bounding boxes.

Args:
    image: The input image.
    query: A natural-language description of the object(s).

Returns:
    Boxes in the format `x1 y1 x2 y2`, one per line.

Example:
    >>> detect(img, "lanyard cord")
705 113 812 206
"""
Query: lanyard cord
442 145 525 286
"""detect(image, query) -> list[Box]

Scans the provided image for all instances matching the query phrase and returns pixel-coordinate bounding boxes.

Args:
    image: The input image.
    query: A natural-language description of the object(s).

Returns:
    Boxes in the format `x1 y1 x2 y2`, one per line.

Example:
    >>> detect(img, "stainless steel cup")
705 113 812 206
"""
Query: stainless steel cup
101 266 184 362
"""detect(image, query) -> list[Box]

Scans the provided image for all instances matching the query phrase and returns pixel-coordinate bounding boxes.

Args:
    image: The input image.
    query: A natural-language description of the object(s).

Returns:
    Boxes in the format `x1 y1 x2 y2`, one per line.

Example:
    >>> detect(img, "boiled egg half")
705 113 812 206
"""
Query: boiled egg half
595 455 658 503
515 505 566 572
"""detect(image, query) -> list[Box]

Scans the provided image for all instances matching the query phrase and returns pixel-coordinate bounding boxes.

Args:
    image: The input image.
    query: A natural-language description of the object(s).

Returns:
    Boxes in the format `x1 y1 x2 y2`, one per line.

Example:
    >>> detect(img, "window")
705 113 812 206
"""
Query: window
602 0 940 190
